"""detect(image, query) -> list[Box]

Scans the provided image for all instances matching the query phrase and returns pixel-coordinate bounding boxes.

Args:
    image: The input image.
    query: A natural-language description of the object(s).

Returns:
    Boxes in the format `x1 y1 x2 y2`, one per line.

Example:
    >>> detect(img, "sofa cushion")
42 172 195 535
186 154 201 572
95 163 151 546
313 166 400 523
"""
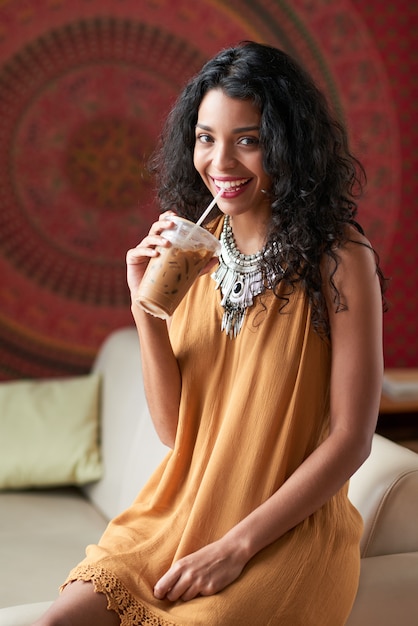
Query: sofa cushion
346 552 418 626
0 601 53 626
0 488 108 608
0 374 102 489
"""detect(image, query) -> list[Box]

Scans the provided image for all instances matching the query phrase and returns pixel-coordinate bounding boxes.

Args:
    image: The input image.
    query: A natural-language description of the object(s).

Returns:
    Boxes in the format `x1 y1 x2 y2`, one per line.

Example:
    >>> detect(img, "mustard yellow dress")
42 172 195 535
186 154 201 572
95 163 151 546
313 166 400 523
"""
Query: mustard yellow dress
63 218 363 625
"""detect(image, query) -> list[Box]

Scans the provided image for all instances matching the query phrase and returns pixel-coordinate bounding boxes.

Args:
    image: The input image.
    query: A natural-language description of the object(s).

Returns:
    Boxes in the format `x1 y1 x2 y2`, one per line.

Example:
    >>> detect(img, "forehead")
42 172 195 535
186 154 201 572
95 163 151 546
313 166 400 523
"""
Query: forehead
197 89 261 126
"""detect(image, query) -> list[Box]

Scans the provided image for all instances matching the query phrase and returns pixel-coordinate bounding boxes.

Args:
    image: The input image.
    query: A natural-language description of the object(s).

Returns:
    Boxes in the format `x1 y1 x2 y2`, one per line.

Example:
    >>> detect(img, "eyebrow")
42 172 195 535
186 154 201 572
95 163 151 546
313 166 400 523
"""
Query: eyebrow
195 123 260 133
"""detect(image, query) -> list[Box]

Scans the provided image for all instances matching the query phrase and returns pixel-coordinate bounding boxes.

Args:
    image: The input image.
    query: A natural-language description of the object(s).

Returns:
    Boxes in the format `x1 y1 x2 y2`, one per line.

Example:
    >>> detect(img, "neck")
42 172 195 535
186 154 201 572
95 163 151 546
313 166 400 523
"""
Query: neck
228 214 268 255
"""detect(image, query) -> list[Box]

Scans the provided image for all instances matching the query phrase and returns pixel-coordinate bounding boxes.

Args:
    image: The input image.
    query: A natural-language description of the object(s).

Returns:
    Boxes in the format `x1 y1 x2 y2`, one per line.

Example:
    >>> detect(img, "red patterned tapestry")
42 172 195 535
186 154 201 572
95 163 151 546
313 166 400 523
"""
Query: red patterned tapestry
0 0 415 379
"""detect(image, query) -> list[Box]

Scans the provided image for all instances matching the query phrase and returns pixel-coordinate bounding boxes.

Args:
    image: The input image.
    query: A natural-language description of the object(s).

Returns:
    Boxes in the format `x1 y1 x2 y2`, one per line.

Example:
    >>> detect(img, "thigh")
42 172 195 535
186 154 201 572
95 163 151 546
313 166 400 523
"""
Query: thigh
33 580 120 626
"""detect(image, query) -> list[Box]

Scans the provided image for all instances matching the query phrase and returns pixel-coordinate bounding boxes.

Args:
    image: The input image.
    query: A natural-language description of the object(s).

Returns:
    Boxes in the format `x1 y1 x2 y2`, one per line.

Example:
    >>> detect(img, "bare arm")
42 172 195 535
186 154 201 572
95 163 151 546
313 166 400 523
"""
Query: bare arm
127 213 181 448
221 231 384 559
154 230 384 601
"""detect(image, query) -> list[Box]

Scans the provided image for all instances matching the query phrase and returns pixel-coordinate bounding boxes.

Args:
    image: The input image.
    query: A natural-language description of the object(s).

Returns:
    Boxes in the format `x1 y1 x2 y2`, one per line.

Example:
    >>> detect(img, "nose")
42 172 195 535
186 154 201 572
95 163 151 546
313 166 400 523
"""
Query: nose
212 141 236 170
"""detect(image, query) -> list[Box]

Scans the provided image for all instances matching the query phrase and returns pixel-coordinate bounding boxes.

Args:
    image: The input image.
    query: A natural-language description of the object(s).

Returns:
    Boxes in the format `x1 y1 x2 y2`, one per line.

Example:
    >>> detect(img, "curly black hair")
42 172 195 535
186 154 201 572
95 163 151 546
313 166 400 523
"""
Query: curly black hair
150 41 386 335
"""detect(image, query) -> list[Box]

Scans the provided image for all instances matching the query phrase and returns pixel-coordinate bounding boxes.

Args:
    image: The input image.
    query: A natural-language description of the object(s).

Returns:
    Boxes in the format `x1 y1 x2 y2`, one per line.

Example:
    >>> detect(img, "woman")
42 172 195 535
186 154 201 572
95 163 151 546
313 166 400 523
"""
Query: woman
35 41 385 625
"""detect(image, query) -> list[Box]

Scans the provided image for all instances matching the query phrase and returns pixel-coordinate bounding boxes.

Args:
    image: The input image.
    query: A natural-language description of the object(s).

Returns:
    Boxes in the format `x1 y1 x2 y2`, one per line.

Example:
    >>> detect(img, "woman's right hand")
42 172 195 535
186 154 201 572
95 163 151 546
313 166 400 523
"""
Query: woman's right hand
126 211 177 301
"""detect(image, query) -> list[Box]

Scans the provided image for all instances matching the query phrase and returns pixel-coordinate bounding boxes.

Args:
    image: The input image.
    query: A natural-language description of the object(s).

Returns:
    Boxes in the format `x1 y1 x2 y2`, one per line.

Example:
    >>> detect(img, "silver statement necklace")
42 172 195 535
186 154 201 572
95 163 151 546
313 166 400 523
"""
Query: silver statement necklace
212 215 266 338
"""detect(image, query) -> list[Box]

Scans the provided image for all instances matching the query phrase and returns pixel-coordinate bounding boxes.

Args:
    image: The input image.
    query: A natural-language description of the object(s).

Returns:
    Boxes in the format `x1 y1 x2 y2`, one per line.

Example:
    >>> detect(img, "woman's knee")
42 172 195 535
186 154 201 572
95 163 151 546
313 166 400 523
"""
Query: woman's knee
32 580 120 626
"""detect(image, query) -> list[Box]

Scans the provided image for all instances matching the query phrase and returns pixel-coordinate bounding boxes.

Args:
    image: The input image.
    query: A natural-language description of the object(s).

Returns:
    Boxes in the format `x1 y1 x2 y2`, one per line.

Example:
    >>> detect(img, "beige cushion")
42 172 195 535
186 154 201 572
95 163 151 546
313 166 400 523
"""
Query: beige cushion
0 374 102 489
0 601 53 626
0 488 108 608
346 553 418 625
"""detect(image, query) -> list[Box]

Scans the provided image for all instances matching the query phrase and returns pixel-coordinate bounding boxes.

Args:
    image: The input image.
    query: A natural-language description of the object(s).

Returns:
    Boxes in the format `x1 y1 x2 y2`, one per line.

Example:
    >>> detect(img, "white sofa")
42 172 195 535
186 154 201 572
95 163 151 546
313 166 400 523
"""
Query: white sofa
0 327 417 625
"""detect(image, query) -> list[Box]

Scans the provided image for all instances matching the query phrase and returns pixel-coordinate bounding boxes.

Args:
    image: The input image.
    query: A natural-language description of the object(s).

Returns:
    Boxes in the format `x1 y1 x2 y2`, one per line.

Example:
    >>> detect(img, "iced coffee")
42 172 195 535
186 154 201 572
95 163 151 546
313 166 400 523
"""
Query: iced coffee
135 216 221 319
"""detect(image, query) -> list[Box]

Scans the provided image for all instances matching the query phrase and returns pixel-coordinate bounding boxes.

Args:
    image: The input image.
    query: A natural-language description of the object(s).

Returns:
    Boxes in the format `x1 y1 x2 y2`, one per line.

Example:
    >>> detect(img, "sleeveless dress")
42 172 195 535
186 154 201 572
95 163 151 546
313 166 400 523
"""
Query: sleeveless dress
63 217 363 625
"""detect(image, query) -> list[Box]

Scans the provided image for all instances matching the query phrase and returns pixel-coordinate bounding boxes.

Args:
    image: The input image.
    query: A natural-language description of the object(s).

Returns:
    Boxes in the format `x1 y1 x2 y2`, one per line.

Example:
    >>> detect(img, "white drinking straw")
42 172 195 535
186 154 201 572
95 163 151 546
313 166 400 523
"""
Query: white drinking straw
195 188 224 228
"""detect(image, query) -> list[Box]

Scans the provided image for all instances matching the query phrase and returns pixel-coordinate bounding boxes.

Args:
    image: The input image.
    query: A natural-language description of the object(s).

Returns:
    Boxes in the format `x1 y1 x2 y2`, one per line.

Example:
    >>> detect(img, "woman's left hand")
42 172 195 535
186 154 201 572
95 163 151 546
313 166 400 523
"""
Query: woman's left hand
153 539 246 602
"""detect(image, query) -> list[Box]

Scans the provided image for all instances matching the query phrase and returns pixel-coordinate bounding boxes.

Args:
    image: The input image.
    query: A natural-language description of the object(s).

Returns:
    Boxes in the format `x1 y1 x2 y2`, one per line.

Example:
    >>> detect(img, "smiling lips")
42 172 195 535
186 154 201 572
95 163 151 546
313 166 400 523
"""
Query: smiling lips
212 178 251 193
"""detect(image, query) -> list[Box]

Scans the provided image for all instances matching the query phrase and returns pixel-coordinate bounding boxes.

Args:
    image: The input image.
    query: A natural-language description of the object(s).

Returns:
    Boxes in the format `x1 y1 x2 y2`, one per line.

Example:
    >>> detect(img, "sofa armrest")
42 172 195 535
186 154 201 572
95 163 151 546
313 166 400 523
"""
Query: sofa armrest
348 434 418 557
84 327 168 520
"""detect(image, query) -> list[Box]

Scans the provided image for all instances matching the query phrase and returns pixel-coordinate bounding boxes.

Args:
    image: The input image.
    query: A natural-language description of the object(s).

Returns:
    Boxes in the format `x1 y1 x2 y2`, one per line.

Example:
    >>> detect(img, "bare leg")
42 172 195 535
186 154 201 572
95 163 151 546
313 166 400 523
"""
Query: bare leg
32 580 120 626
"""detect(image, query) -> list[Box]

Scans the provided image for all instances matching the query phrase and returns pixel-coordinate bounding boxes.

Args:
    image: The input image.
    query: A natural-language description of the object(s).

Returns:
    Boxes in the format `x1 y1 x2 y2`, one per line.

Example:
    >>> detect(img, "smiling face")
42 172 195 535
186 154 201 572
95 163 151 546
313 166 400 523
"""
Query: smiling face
193 89 272 223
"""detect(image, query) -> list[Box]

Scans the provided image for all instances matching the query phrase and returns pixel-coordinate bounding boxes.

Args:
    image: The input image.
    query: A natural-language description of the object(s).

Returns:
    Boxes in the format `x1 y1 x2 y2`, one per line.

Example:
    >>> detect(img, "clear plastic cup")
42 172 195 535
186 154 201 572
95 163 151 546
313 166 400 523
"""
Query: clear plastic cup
135 216 221 319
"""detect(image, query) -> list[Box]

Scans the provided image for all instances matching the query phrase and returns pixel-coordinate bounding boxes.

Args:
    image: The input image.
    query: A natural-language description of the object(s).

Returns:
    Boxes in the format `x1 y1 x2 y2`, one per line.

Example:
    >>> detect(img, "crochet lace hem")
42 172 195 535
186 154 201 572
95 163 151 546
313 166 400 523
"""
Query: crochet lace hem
61 564 176 626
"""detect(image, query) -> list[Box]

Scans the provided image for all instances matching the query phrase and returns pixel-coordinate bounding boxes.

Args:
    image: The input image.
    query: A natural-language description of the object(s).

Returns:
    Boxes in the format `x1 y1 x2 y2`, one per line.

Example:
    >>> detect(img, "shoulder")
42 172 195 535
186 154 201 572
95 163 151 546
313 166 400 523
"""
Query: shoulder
321 224 381 313
323 225 377 283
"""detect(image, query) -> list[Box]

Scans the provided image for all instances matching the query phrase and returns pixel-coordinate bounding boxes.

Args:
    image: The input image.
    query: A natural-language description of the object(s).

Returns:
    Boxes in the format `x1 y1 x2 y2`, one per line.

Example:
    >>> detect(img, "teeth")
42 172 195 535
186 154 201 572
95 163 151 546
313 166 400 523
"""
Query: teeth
216 179 249 190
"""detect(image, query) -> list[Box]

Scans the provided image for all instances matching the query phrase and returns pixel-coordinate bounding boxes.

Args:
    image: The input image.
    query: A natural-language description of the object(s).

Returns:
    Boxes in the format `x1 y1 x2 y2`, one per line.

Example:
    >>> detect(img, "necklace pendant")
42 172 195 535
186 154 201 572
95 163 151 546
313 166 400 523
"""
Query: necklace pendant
212 216 266 339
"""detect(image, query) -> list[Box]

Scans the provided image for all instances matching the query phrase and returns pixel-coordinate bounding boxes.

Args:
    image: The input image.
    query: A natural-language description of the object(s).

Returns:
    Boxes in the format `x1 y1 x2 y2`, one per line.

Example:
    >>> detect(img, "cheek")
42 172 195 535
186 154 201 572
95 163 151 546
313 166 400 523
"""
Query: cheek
255 160 271 189
261 173 272 190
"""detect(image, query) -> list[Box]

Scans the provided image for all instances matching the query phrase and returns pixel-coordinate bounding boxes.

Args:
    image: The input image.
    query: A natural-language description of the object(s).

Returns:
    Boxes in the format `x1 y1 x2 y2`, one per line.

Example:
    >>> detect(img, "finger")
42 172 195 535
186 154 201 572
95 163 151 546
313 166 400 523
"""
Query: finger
150 219 174 235
154 570 180 600
149 211 178 236
158 210 177 220
127 234 171 259
199 256 219 276
166 578 197 602
180 586 200 602
126 248 156 266
137 235 170 250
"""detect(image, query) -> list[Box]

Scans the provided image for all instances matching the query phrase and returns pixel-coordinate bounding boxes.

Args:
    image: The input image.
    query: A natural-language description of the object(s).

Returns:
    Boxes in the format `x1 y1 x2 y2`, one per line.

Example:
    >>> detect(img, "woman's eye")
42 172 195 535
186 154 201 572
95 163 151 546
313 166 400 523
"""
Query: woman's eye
196 133 213 143
195 134 259 146
239 136 259 146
